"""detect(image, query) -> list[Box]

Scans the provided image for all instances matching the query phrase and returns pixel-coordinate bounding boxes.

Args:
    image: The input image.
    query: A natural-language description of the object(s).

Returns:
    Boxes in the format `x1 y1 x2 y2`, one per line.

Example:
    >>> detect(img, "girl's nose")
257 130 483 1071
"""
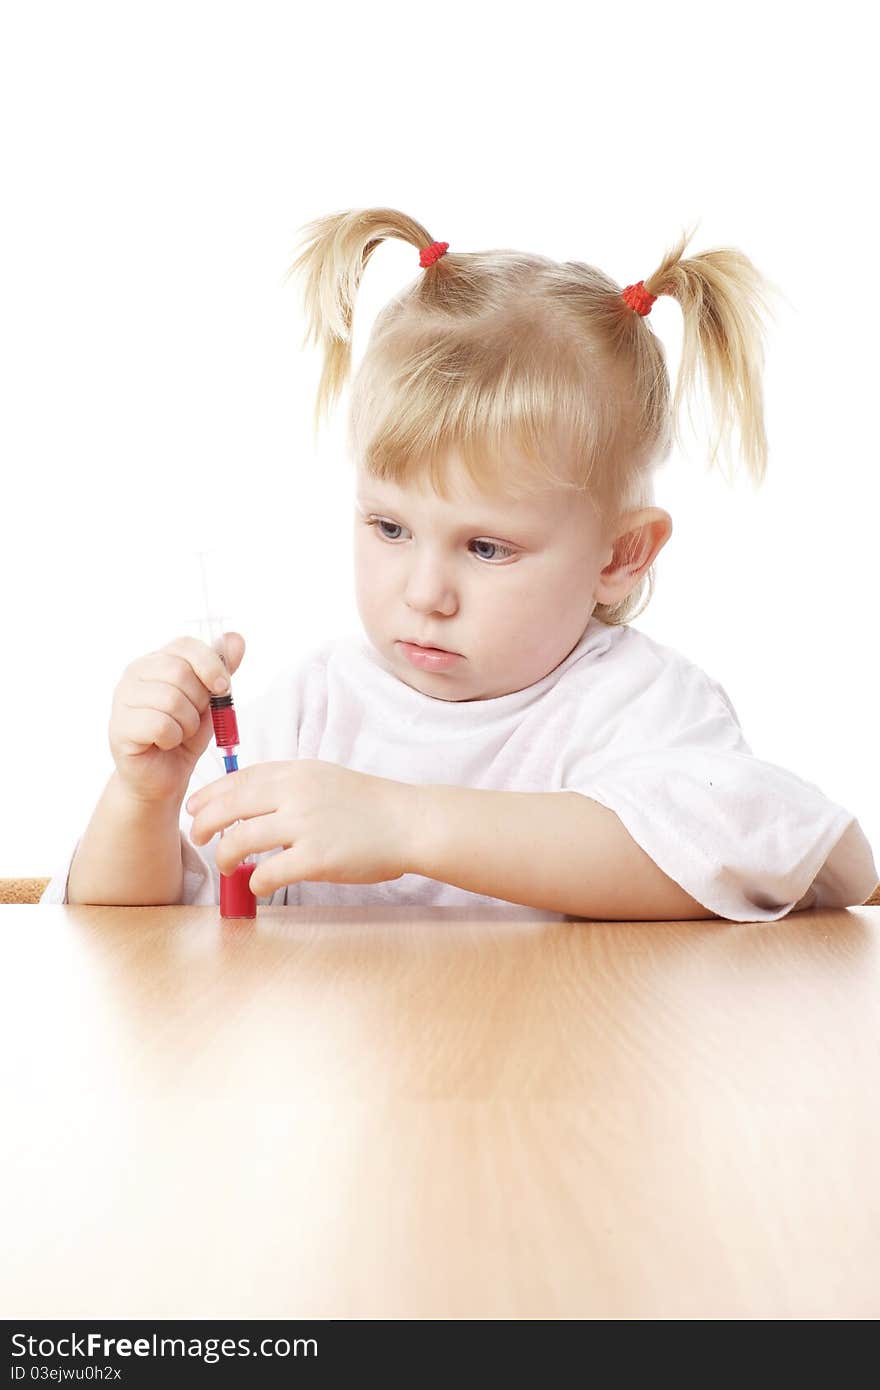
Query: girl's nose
403 555 458 615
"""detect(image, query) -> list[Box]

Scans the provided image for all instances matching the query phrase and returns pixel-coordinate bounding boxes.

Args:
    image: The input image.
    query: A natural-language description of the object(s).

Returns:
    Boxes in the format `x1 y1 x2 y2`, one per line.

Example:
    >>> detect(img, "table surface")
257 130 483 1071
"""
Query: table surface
2 902 879 1320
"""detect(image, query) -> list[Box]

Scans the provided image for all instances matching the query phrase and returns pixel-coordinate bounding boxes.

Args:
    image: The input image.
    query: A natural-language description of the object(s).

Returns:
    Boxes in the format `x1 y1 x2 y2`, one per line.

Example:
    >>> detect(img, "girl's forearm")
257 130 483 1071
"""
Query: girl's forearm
407 784 719 921
67 772 184 906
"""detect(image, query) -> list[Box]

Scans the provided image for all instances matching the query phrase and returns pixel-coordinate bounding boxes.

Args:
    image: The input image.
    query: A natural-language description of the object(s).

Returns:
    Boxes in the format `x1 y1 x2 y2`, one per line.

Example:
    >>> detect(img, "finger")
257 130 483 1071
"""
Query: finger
189 764 285 827
133 648 229 712
247 846 299 898
209 813 285 874
186 768 246 824
185 776 228 815
158 640 233 700
125 681 204 744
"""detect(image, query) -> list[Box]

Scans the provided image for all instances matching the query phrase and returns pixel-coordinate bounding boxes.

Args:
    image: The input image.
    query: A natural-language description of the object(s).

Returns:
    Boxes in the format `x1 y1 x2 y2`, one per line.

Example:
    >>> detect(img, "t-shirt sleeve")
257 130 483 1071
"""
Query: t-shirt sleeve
559 666 878 922
39 839 83 903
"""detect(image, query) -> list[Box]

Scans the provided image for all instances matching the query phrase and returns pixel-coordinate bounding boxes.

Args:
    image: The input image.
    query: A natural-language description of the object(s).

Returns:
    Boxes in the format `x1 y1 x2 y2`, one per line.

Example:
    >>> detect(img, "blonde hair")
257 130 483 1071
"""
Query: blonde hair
284 207 781 626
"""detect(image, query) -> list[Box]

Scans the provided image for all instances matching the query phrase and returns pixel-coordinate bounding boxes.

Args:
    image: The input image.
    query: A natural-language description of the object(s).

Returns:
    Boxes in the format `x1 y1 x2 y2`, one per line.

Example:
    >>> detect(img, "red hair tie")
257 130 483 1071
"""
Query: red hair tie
419 240 449 268
622 280 657 316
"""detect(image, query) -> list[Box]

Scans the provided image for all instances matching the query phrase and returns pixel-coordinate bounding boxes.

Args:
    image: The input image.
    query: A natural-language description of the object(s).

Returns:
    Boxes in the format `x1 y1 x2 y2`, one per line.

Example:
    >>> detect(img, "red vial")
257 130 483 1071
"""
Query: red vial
220 856 257 919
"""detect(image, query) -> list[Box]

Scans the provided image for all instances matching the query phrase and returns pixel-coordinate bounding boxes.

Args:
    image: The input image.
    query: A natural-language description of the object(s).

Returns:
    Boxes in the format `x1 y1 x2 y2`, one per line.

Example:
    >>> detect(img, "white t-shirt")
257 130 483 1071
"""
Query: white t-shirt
41 617 878 922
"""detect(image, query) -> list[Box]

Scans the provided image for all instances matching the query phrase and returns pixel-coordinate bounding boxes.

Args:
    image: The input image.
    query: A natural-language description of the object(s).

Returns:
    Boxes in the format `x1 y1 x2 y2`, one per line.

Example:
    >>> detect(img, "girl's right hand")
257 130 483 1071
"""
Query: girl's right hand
109 633 246 805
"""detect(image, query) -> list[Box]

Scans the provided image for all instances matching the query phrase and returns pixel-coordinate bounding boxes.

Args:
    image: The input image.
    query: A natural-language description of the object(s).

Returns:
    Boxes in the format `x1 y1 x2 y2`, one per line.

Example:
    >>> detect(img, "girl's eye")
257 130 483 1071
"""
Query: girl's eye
365 517 516 563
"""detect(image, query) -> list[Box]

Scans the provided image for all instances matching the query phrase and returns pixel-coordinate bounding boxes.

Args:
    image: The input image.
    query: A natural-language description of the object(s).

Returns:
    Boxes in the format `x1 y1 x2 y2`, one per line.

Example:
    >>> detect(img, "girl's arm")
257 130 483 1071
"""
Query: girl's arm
408 786 720 921
68 772 184 906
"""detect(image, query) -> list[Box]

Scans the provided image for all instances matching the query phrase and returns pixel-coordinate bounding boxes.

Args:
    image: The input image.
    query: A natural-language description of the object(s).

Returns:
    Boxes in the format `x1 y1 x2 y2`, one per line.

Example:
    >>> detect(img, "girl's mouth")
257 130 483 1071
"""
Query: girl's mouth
397 641 462 671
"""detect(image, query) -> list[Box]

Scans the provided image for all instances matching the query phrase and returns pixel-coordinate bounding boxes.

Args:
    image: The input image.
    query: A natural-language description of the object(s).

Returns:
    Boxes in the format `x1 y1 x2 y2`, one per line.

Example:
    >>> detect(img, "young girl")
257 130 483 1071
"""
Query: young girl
45 207 878 921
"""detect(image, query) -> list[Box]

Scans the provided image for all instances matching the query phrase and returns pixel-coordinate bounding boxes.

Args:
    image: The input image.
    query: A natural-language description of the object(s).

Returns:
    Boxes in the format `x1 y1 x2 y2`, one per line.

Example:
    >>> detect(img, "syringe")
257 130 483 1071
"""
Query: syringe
189 550 256 919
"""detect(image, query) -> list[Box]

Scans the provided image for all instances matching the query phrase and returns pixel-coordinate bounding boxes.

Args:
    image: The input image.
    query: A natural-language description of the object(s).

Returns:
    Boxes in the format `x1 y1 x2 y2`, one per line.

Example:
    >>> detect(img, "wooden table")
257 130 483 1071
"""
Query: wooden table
2 903 879 1320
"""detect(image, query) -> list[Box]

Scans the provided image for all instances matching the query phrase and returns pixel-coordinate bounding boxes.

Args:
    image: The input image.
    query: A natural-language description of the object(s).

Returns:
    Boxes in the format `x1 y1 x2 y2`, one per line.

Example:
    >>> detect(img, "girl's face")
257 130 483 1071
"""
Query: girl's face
353 451 621 702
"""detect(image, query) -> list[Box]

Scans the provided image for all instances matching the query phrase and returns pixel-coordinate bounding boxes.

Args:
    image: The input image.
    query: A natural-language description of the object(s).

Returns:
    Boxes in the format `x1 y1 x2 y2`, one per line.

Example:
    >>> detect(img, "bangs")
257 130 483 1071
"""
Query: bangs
348 320 626 506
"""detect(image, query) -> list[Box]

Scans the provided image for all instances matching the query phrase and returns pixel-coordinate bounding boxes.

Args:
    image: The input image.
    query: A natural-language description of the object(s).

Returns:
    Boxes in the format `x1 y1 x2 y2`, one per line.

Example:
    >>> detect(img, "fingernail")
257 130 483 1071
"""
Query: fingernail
214 678 229 693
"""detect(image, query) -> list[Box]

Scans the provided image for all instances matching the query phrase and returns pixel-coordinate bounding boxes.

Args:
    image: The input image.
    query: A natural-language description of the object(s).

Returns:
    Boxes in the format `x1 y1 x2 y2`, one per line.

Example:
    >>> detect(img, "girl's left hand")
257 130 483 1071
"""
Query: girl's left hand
185 760 421 897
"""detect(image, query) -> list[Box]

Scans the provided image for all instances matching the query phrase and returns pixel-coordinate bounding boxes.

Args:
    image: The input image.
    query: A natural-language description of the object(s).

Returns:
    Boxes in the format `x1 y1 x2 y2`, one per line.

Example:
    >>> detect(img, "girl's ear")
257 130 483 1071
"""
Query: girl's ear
593 508 673 606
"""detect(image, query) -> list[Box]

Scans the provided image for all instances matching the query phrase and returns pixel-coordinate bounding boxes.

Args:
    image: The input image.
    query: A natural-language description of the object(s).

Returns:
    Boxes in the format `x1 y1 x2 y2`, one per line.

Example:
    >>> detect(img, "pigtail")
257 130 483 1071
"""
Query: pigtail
642 224 782 488
283 207 441 442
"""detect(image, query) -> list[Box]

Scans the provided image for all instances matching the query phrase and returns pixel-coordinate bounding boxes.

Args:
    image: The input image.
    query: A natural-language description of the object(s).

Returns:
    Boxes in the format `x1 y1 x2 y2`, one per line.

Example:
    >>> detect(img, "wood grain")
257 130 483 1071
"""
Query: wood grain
1 903 879 1319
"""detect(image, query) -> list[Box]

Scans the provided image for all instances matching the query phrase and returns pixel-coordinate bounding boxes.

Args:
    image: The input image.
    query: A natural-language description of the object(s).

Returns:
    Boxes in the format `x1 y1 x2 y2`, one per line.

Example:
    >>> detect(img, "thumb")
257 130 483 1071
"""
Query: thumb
220 631 246 677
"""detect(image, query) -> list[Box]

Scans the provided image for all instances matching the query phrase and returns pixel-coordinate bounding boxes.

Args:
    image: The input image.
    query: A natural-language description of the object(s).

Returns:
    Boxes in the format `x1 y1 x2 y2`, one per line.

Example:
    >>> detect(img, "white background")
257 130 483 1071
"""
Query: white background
1 1 877 882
